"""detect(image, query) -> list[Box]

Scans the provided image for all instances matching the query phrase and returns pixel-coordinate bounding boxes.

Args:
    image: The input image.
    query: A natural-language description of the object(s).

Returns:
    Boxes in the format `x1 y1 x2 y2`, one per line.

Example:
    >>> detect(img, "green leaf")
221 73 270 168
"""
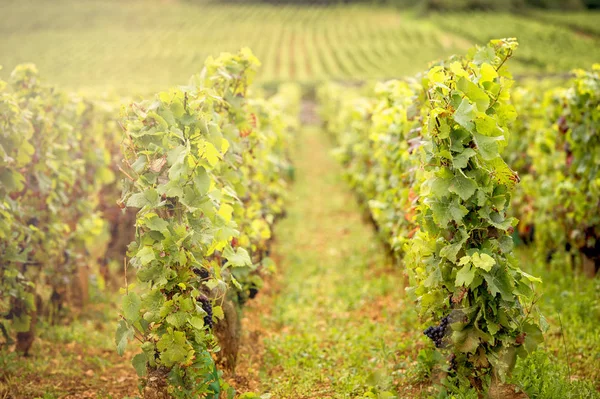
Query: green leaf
132 353 148 377
453 148 476 169
449 174 477 201
116 320 134 356
156 330 192 367
486 158 518 189
498 235 514 254
212 305 224 320
0 170 24 193
454 328 480 353
518 269 542 284
137 246 156 265
440 242 462 263
122 292 141 322
12 314 31 333
471 253 495 272
157 180 184 198
458 77 489 111
166 311 188 328
483 267 513 301
473 133 500 161
127 189 160 208
145 216 169 233
142 289 165 323
430 176 452 198
449 200 469 224
188 316 205 330
456 264 475 287
431 198 467 226
201 141 220 167
454 98 476 132
458 255 471 266
194 167 210 195
473 46 495 65
181 186 206 211
475 113 502 137
223 246 252 267
523 322 544 353
168 145 188 167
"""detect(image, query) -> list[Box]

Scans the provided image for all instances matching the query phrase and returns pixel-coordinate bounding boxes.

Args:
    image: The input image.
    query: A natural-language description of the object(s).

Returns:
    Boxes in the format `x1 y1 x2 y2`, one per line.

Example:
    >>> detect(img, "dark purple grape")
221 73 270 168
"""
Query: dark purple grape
423 316 450 348
193 268 210 280
196 295 213 329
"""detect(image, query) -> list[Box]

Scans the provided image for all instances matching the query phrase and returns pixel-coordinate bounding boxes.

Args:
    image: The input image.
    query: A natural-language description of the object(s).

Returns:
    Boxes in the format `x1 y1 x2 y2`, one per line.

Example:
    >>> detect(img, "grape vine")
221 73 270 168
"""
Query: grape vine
116 48 299 397
1 64 119 353
318 38 545 394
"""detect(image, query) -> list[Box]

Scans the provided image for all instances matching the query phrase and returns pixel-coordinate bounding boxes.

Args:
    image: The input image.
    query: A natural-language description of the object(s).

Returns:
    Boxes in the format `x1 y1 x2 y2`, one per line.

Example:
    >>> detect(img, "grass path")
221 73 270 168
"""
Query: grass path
227 119 600 399
229 124 428 398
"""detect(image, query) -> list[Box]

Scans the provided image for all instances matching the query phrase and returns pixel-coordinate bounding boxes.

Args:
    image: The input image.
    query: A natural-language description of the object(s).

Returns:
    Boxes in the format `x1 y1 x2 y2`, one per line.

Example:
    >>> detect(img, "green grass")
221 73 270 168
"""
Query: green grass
530 10 600 37
245 126 430 398
0 300 139 398
2 1 598 95
0 0 467 94
429 12 600 74
511 248 600 396
1 125 598 398
236 125 600 398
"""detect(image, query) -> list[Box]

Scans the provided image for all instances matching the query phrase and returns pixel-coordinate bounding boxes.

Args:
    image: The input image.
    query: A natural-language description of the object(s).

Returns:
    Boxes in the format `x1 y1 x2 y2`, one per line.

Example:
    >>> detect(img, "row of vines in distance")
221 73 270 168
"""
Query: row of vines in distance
0 65 124 355
1 49 302 398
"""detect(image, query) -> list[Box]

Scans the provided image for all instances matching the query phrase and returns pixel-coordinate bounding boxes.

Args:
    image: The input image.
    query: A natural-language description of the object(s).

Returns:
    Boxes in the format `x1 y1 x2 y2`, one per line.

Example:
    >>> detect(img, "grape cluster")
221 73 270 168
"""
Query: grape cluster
448 353 457 372
193 267 210 280
248 282 259 299
423 316 449 348
196 295 213 329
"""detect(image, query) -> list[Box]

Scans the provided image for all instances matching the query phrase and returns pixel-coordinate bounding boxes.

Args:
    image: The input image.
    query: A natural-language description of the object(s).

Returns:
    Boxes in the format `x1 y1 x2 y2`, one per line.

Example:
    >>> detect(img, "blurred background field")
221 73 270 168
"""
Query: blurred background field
1 0 599 94
1 1 600 398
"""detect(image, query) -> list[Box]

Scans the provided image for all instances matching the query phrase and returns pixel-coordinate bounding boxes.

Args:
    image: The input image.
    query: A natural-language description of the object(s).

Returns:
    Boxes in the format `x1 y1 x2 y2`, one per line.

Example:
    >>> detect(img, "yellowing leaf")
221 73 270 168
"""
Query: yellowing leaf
221 138 230 154
480 63 498 83
217 204 234 223
450 61 468 78
471 253 495 271
201 141 220 167
428 66 446 84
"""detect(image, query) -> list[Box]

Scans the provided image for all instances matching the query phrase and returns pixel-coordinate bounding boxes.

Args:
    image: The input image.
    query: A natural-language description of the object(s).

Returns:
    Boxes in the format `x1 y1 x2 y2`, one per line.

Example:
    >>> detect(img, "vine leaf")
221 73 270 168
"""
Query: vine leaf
223 246 252 267
518 269 542 284
188 316 205 330
458 78 489 111
116 320 134 356
454 328 480 354
132 353 148 377
483 268 513 301
449 174 477 201
127 189 160 208
166 311 189 328
456 264 475 287
471 253 495 272
453 148 476 169
193 167 210 195
454 98 476 132
431 198 466 225
122 292 142 322
523 322 544 353
156 330 193 367
145 216 169 233
480 63 498 82
473 133 500 160
137 246 156 265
